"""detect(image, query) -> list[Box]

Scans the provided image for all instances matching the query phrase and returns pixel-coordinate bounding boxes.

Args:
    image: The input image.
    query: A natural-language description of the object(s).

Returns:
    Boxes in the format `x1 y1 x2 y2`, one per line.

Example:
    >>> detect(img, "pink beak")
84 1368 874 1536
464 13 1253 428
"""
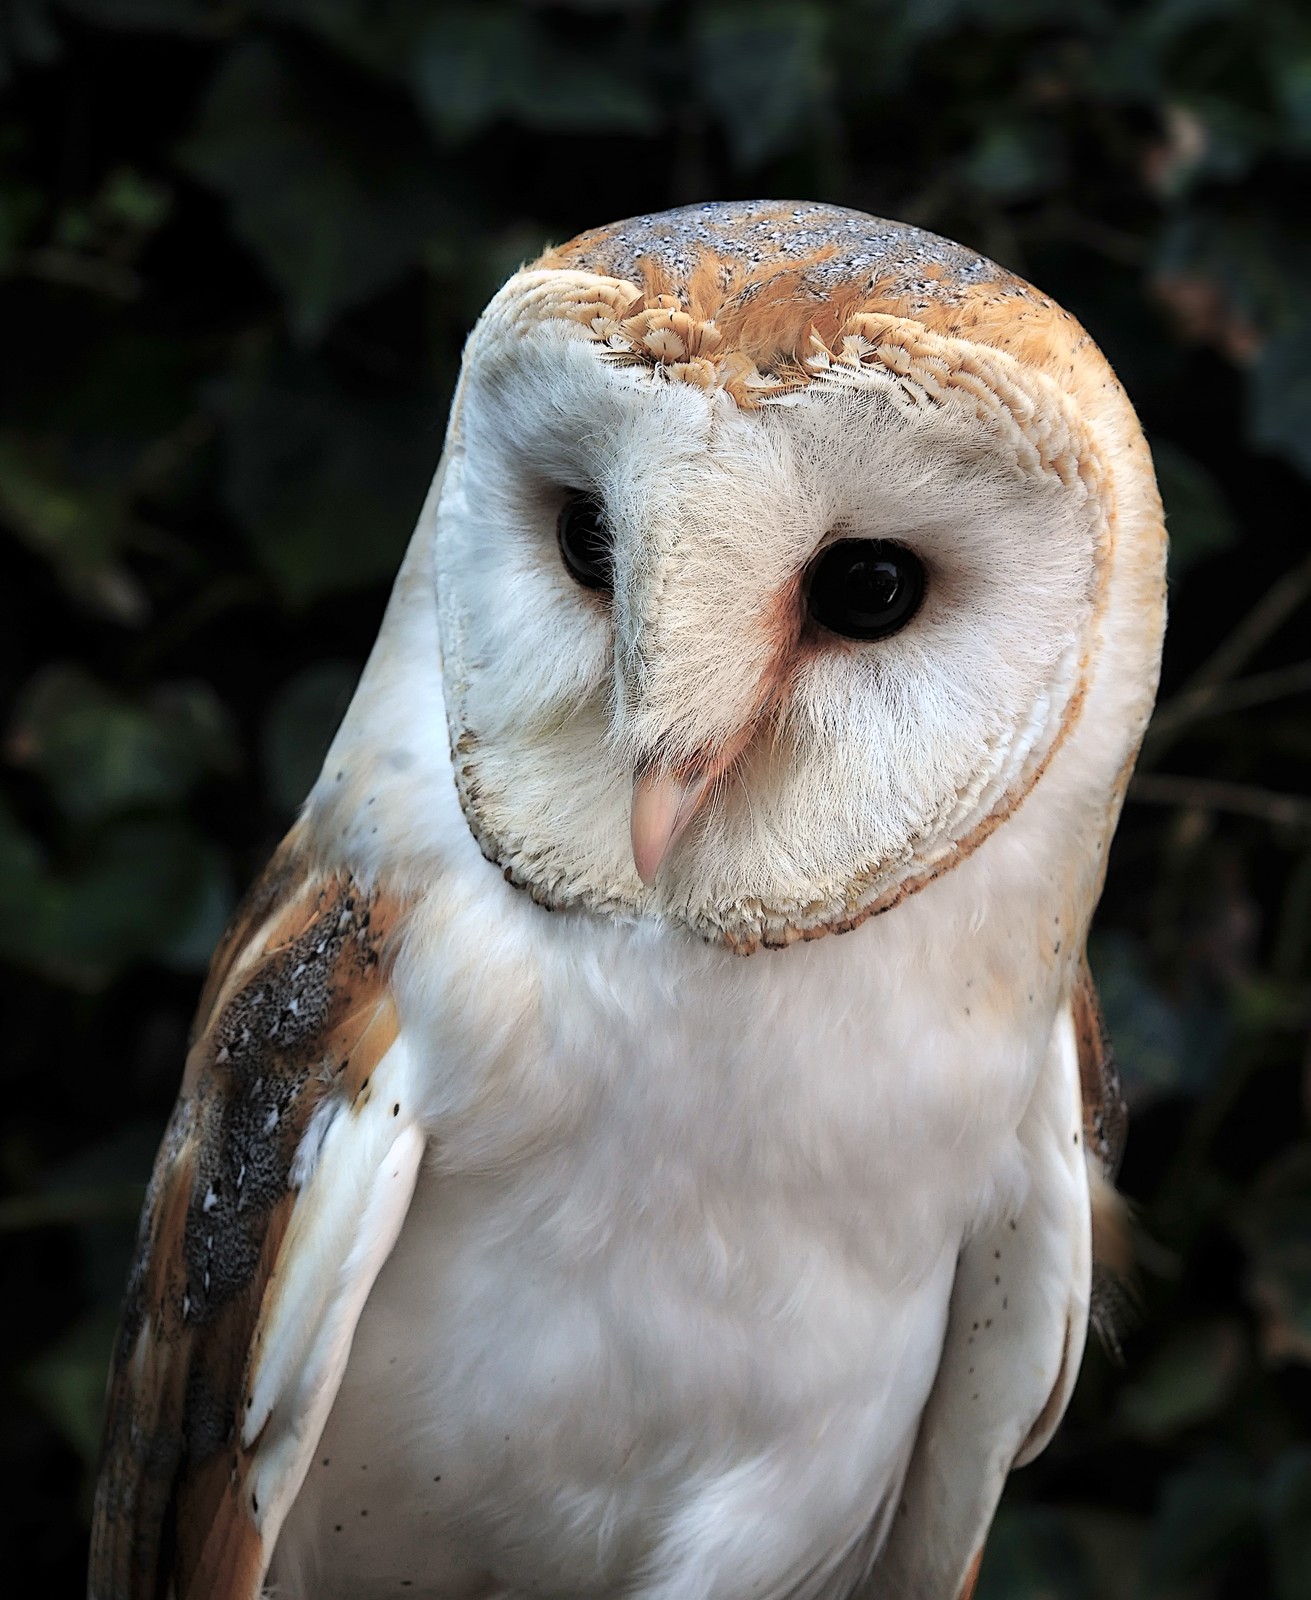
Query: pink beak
630 767 712 885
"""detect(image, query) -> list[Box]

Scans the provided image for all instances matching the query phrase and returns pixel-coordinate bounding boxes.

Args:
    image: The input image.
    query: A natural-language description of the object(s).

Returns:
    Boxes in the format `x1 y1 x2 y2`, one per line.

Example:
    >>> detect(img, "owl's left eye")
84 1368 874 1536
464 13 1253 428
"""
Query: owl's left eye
558 492 612 591
806 539 926 641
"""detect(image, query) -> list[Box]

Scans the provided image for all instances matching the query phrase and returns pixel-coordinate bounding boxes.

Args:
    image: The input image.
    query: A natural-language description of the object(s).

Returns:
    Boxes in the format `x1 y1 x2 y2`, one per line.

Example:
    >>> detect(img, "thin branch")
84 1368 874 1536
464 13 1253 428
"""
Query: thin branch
1129 774 1311 829
1182 552 1311 698
1141 552 1311 764
1145 659 1311 744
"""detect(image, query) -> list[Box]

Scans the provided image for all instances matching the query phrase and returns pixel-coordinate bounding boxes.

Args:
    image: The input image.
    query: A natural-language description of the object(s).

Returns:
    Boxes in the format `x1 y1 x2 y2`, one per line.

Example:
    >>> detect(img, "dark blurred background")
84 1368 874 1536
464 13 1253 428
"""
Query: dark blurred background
2 0 1310 1594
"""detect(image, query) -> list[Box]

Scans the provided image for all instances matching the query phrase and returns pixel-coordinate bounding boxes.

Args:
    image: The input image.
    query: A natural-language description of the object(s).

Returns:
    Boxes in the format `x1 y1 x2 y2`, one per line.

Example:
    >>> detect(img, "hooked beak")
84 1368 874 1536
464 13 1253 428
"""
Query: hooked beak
630 767 713 886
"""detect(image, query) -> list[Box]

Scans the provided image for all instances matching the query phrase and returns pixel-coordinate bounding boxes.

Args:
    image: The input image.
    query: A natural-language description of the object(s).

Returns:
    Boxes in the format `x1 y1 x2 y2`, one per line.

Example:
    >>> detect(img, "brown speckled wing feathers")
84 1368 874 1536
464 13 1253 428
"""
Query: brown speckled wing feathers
1073 956 1132 1338
1073 957 1127 1183
89 837 409 1600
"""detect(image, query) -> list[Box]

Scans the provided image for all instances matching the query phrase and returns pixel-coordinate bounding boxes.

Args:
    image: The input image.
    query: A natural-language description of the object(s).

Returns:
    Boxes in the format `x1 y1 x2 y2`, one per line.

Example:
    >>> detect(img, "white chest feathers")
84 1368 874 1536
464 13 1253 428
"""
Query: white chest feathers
270 870 1064 1600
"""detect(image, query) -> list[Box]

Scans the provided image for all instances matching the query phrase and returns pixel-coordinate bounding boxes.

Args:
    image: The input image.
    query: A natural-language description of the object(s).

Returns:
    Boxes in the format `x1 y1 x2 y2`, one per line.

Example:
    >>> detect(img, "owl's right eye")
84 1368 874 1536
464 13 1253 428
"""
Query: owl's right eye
557 492 612 591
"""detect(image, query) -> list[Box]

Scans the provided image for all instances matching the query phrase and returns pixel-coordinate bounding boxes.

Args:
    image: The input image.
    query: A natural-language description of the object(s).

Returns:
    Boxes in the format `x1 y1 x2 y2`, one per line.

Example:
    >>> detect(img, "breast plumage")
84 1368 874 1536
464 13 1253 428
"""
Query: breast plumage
90 200 1165 1600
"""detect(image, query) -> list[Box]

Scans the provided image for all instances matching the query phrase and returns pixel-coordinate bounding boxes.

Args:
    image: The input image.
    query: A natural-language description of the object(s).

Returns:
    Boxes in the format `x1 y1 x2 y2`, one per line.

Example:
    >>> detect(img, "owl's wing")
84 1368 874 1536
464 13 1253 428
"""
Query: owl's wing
866 959 1121 1600
89 831 424 1600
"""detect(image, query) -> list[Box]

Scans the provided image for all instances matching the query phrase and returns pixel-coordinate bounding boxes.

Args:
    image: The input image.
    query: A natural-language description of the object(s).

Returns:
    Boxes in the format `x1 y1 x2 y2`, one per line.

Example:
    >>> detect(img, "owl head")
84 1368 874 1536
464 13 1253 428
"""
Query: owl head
430 201 1165 951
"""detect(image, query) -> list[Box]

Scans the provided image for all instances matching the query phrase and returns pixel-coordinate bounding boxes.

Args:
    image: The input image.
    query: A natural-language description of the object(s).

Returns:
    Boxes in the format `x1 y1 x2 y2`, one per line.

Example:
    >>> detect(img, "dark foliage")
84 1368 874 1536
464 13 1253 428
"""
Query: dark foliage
2 2 1309 1594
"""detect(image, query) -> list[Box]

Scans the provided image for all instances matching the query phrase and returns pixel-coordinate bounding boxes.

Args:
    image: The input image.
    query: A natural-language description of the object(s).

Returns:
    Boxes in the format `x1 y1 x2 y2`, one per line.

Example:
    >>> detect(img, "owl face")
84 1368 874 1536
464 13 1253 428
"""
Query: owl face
433 204 1146 951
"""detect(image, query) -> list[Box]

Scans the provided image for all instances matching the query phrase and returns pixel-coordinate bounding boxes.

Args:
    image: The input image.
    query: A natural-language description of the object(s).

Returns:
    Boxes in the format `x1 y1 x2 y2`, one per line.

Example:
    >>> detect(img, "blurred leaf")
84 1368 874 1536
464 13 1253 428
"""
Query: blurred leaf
7 665 237 821
1272 37 1311 151
95 165 171 251
1250 326 1311 479
35 1121 166 1301
1144 1455 1262 1585
1116 1319 1246 1440
215 346 433 603
963 122 1062 202
155 840 234 971
0 0 61 85
1239 1146 1311 1365
20 1311 118 1466
1089 932 1188 1101
179 40 453 339
0 431 147 622
1162 96 1273 193
14 321 198 441
1152 204 1311 360
261 660 359 814
1266 1448 1311 1600
1058 1510 1146 1600
0 174 44 269
976 1505 1091 1600
1152 438 1238 578
410 4 660 142
691 3 827 169
254 0 423 76
0 814 229 985
1138 0 1245 42
0 793 44 906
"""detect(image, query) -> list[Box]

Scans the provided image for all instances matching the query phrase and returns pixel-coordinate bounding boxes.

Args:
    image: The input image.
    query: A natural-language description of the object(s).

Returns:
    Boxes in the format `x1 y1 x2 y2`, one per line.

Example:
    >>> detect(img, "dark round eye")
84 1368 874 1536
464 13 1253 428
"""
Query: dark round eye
557 491 612 591
806 539 926 640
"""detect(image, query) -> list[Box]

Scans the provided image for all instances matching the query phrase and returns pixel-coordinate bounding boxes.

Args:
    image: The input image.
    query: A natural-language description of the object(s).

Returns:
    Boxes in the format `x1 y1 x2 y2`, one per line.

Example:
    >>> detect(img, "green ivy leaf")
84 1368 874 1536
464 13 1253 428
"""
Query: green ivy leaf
411 4 660 142
7 666 237 822
1250 325 1311 479
0 430 147 623
1144 1456 1262 1585
1115 1320 1246 1440
179 40 455 340
0 814 229 986
253 0 418 75
215 346 434 603
0 794 45 909
1239 1147 1311 1366
691 3 827 169
1266 1448 1311 1600
20 1311 120 1466
261 660 361 815
1087 932 1186 1100
1152 438 1238 578
976 1505 1092 1600
963 122 1063 203
1271 36 1311 150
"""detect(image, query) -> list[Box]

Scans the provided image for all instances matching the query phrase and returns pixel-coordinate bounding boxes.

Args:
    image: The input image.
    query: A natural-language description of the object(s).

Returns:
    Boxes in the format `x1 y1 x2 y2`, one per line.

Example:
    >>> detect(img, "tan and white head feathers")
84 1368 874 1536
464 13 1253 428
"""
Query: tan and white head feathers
432 201 1164 950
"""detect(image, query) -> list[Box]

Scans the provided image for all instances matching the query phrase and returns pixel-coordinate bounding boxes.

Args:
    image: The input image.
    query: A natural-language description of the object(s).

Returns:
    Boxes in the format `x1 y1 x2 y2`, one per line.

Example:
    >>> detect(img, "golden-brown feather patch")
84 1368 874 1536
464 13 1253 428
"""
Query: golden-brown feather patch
532 200 1122 428
90 838 408 1600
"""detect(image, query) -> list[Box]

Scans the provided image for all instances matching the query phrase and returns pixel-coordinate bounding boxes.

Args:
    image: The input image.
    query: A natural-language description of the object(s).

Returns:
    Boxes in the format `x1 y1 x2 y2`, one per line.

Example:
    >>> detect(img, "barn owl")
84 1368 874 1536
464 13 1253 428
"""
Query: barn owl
90 201 1164 1600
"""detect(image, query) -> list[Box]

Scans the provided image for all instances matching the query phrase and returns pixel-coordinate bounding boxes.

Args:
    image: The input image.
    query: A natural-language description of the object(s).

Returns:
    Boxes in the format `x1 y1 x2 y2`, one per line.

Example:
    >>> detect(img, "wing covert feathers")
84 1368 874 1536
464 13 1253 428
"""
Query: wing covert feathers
1073 957 1134 1337
89 835 412 1600
865 989 1096 1599
1073 957 1127 1184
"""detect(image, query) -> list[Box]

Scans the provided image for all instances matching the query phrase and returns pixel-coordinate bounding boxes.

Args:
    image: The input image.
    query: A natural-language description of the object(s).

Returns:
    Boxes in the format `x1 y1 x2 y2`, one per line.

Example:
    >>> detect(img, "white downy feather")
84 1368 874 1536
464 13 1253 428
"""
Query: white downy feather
241 1040 425 1562
863 1003 1092 1597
